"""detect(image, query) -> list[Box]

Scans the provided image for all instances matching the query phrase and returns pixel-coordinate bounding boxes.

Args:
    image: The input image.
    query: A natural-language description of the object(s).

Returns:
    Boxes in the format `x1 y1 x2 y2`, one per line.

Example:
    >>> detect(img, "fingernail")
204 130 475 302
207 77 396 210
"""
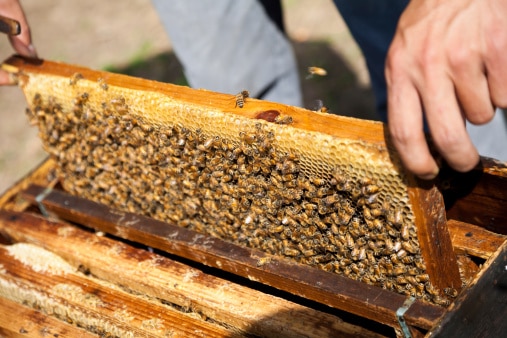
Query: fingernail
27 44 38 58
418 168 439 180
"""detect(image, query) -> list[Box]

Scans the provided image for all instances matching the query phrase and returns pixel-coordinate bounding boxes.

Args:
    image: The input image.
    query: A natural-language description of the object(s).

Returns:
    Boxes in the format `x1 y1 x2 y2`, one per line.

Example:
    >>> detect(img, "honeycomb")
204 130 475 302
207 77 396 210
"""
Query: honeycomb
21 70 454 306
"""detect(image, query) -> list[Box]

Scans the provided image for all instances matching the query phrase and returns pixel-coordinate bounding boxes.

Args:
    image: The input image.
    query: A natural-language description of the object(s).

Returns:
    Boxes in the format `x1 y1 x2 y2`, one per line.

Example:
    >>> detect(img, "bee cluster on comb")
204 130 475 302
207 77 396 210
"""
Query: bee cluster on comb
23 72 458 306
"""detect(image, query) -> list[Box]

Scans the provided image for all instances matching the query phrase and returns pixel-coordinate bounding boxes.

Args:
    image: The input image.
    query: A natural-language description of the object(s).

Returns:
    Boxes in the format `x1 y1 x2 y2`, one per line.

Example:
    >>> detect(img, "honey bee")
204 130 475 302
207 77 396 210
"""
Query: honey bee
381 280 394 290
396 276 409 285
274 114 293 125
98 77 108 91
345 233 355 249
367 252 376 265
280 159 299 174
414 258 427 271
311 177 327 186
362 184 379 196
402 240 419 254
307 66 327 77
73 92 89 107
69 72 84 85
302 249 317 257
198 136 220 152
358 247 367 261
313 99 329 113
400 223 410 241
416 274 430 283
401 256 414 264
235 90 249 108
284 247 300 257
256 256 272 267
433 296 451 307
444 287 458 298
281 216 297 227
323 225 337 239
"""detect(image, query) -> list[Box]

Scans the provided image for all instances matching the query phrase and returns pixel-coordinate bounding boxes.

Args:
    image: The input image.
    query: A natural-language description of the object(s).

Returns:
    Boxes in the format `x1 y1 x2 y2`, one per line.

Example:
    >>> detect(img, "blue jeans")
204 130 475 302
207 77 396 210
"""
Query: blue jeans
333 0 409 121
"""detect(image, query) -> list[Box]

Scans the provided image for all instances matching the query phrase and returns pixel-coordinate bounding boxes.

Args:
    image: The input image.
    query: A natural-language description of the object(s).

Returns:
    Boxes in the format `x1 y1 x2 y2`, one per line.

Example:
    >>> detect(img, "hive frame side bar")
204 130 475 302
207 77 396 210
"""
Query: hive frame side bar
407 181 462 301
20 184 445 332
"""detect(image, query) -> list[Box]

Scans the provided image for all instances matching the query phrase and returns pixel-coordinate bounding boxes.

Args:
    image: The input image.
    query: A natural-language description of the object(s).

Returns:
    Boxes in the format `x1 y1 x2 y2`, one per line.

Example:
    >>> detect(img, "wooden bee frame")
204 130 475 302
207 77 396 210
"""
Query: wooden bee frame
1 55 506 336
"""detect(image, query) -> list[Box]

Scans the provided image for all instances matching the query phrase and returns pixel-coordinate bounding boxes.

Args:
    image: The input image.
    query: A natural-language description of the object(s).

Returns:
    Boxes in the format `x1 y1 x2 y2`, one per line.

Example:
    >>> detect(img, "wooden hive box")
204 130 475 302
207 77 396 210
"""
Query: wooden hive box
0 55 506 337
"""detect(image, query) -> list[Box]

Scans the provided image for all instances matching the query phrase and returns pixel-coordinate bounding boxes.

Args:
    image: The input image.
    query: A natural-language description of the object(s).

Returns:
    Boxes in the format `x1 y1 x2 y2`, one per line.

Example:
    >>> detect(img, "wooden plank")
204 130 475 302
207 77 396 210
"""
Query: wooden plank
407 180 462 299
428 240 507 337
448 219 506 259
2 55 387 145
0 210 388 338
0 242 234 338
18 185 445 331
0 297 98 338
444 158 507 234
0 157 54 212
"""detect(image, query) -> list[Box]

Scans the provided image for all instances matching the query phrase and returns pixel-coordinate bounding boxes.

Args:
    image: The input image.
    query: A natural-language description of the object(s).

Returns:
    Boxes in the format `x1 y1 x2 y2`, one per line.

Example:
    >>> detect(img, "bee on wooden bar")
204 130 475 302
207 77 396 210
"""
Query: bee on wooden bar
274 114 293 125
97 77 108 91
256 256 272 267
69 72 84 85
235 90 249 108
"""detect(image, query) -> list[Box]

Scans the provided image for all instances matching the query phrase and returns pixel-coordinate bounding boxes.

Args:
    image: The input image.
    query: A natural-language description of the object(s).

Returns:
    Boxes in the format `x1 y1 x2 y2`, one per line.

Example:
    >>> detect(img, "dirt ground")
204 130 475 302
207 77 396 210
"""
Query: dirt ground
0 0 375 193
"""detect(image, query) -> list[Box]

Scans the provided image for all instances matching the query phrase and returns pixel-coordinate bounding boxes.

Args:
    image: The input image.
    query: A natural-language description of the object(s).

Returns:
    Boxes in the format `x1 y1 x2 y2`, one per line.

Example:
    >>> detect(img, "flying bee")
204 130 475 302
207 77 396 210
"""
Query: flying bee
307 66 327 78
313 99 328 113
274 114 293 125
235 90 249 108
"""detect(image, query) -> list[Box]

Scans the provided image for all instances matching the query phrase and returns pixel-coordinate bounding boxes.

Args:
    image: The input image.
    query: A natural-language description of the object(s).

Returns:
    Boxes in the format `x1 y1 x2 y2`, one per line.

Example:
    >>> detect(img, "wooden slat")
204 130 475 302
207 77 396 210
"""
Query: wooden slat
444 158 507 234
428 240 507 337
407 180 462 296
0 209 383 338
0 297 98 338
0 243 232 338
448 219 506 259
2 55 387 145
18 184 445 331
0 157 54 212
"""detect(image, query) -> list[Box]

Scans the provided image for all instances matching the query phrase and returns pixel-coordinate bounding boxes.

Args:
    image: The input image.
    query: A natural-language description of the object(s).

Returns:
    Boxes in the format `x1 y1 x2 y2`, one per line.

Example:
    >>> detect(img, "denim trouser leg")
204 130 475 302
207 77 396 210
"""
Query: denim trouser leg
333 0 409 122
